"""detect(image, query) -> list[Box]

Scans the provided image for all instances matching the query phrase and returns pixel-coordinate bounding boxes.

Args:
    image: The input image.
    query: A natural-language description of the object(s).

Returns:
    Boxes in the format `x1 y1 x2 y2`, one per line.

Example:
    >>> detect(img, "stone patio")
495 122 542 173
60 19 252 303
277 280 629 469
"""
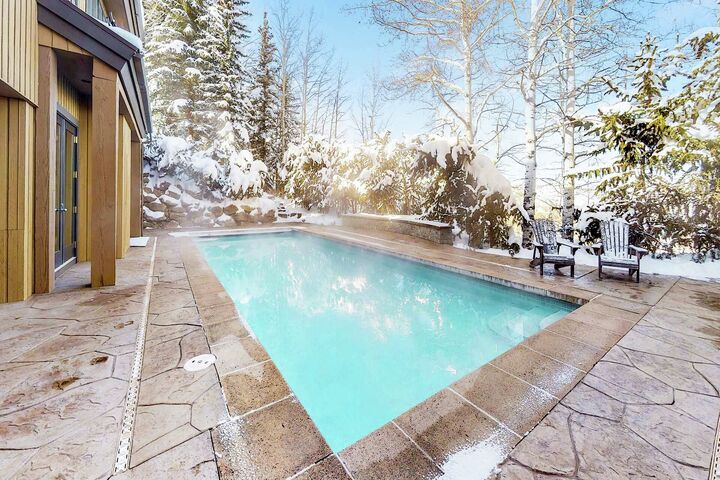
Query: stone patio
0 224 717 479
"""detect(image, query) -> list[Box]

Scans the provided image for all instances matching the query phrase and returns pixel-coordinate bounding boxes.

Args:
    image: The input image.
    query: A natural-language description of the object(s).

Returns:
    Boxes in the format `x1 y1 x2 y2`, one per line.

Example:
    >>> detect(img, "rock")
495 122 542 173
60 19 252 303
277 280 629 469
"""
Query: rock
166 185 182 199
159 195 181 208
153 188 165 197
143 193 157 203
168 212 186 222
223 204 239 216
159 181 171 191
215 214 235 227
263 209 276 220
208 206 223 217
144 209 167 223
169 205 185 214
240 205 254 213
143 186 154 194
232 212 250 225
166 220 180 229
146 201 167 213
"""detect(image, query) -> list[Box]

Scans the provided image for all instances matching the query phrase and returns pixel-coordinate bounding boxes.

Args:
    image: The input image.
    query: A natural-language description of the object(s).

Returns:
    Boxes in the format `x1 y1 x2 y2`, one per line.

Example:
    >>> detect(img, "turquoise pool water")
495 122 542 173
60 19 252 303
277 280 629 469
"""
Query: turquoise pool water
196 232 576 452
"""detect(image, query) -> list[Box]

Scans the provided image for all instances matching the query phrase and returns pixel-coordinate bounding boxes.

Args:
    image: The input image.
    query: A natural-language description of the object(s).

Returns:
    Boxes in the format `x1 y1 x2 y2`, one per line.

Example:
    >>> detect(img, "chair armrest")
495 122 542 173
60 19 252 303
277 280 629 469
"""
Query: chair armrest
557 239 581 255
591 243 603 255
532 241 544 249
629 245 648 258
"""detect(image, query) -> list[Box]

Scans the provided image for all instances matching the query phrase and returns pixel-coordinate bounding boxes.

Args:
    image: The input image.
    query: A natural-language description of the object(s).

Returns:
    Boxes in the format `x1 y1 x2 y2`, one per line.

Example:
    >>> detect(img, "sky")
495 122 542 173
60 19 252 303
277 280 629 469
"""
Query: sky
245 0 717 210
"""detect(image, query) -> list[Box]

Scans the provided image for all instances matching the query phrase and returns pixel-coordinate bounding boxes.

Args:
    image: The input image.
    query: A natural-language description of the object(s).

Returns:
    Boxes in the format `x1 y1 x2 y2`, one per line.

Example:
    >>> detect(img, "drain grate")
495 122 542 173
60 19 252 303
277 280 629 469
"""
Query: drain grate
712 412 720 480
113 240 157 474
184 354 217 372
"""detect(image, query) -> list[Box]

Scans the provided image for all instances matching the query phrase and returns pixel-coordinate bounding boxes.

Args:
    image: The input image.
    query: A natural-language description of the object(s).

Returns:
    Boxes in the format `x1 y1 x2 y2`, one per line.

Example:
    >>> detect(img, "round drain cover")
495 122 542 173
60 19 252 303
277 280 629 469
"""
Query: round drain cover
184 354 217 372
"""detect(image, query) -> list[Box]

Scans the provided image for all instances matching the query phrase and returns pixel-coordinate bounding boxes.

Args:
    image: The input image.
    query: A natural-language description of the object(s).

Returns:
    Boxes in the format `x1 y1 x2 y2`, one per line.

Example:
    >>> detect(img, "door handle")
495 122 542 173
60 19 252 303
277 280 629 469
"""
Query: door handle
56 205 68 213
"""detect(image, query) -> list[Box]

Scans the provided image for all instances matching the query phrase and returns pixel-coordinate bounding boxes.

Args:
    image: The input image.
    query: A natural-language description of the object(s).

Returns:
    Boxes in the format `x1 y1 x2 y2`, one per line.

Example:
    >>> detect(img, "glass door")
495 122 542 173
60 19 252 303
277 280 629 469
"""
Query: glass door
54 114 79 272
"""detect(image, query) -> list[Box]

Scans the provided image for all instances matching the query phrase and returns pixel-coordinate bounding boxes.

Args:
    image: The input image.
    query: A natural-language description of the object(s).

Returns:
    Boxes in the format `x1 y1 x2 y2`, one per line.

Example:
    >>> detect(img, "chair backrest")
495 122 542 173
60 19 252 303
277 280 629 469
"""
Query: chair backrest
530 219 558 254
600 220 630 258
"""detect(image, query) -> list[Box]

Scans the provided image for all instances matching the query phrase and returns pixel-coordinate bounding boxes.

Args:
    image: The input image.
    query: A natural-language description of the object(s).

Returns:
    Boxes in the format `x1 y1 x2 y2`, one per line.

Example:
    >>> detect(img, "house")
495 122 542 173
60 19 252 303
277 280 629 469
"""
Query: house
0 0 151 303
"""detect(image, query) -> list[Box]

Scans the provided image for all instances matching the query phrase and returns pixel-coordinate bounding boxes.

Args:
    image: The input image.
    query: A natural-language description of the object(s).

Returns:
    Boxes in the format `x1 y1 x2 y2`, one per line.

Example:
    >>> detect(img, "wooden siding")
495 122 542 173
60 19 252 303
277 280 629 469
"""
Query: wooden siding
0 0 38 104
57 75 82 121
0 97 35 302
116 115 131 258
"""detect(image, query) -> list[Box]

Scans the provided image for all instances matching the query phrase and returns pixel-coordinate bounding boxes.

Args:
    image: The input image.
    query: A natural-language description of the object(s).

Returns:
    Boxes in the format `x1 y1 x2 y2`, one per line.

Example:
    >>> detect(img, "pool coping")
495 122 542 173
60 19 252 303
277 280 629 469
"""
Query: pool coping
175 227 647 479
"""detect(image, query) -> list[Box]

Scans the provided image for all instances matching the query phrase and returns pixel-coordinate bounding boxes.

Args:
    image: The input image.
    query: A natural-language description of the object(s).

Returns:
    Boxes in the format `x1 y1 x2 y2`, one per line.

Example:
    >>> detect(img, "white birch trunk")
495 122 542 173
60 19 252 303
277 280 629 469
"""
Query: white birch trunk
522 0 540 246
561 0 576 239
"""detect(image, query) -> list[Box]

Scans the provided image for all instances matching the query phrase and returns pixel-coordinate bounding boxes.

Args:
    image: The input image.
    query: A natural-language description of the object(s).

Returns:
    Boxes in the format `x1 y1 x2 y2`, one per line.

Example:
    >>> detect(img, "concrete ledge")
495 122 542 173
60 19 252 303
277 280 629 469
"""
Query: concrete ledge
341 213 453 245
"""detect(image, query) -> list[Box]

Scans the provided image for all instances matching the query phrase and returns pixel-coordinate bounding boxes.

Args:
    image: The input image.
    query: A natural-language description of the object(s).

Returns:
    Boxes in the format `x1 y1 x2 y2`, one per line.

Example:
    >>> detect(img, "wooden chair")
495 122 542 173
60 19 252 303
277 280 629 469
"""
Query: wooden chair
596 220 648 283
529 219 580 277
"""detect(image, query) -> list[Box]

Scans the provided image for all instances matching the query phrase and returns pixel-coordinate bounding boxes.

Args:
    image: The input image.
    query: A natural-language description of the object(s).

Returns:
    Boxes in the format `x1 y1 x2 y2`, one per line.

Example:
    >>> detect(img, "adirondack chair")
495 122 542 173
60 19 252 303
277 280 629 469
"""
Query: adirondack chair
529 219 581 277
596 220 648 283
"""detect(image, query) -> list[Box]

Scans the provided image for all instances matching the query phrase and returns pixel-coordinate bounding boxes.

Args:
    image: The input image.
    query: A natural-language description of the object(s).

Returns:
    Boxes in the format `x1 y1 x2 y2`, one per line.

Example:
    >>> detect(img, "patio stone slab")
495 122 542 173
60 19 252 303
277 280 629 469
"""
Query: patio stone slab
212 336 269 376
0 327 65 363
339 423 442 480
622 349 716 395
205 318 249 345
522 330 603 372
490 345 584 399
222 361 290 416
623 403 713 467
152 306 202 326
213 397 331 480
394 389 518 466
509 404 576 475
545 317 623 350
0 377 127 449
294 455 351 480
138 367 218 405
0 352 114 415
12 406 122 479
586 361 674 404
559 382 624 421
452 363 557 436
114 432 218 479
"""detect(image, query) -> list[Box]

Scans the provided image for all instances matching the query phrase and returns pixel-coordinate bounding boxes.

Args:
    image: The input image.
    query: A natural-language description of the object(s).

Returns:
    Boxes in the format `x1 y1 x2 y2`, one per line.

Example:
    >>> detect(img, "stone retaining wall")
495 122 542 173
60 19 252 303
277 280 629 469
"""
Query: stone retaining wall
142 175 276 229
341 214 454 245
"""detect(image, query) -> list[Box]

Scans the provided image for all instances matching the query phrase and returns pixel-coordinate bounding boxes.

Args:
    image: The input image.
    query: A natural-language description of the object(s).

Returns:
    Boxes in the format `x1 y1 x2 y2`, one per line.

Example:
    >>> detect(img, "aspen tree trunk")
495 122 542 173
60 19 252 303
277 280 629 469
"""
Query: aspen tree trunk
522 0 540 247
561 0 576 239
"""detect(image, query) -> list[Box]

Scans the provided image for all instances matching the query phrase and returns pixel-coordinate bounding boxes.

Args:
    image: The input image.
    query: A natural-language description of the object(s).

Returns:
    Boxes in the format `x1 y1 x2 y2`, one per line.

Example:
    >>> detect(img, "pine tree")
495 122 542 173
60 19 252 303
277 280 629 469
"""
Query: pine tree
248 13 282 187
588 33 720 256
144 0 207 141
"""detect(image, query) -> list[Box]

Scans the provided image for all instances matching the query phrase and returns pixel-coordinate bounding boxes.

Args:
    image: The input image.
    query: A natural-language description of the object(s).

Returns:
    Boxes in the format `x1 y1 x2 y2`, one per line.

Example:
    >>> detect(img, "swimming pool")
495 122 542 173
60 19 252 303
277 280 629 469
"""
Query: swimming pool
196 231 576 452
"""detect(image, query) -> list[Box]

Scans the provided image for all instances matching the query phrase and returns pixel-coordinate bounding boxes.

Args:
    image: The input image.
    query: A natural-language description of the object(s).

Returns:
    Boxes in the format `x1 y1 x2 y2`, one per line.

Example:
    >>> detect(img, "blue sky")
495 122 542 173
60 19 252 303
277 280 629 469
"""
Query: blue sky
246 0 717 143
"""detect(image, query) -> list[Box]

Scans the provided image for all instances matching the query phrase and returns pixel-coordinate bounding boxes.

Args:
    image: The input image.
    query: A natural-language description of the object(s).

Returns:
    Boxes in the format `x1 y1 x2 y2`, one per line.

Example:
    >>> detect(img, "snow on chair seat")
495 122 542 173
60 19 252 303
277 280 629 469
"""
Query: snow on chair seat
529 219 580 277
596 220 648 283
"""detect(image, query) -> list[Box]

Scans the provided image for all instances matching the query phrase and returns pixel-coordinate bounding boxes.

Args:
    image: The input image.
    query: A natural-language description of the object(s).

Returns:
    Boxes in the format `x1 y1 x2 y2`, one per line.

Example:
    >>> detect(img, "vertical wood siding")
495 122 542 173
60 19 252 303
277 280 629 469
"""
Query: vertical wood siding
0 0 38 104
116 115 131 258
57 75 82 121
0 97 35 302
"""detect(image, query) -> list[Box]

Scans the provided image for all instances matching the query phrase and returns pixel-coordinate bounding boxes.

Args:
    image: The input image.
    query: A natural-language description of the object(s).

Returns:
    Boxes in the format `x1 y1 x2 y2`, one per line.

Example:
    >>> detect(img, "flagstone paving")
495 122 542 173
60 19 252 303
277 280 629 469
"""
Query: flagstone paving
0 241 155 479
0 225 718 480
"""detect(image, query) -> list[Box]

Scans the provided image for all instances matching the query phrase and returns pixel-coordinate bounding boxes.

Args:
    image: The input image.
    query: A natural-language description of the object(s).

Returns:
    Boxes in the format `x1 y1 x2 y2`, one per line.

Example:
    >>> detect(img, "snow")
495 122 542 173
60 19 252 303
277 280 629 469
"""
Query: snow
143 207 165 221
107 25 143 50
685 27 720 43
599 101 633 115
458 243 720 281
436 438 506 479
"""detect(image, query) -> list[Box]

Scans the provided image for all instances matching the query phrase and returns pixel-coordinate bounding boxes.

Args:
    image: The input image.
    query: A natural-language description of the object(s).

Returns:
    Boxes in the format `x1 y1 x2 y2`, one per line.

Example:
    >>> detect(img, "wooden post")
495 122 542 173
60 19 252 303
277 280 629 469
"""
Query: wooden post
130 140 142 237
33 46 57 294
90 58 118 287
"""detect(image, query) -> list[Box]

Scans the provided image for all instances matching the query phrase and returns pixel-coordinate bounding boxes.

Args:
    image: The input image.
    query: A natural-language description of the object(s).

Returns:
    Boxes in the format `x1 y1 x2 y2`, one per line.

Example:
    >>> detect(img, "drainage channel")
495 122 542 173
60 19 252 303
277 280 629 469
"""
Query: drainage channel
113 239 157 474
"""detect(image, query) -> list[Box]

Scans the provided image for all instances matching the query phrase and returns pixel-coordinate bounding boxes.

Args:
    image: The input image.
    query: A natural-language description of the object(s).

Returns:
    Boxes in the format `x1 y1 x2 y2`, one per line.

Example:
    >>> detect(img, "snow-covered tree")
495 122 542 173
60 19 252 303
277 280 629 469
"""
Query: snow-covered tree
416 137 522 247
144 0 207 141
588 31 720 256
249 12 282 186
